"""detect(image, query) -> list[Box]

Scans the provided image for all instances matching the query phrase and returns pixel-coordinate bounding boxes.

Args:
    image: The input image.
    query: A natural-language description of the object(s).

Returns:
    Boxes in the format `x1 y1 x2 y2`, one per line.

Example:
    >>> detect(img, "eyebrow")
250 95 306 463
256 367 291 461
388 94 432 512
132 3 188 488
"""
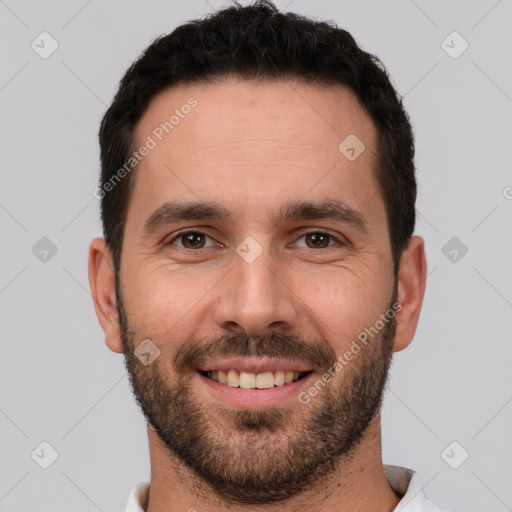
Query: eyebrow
141 198 370 237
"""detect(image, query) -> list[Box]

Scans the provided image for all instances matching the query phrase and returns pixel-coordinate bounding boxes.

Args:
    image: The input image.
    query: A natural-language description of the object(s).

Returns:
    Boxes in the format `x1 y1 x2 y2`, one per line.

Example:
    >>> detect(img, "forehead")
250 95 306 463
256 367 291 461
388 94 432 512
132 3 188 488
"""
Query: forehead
134 78 376 156
128 78 383 232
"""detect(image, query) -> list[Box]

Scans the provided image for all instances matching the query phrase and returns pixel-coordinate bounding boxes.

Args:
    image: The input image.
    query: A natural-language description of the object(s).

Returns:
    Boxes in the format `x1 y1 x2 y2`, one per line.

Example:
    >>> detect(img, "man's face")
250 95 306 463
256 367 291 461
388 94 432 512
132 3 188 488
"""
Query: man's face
117 79 397 504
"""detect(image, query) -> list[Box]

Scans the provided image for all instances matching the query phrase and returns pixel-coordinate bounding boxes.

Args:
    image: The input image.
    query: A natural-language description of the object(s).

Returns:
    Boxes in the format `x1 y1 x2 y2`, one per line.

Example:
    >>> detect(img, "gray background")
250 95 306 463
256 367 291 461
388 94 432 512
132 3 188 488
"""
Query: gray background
1 0 511 511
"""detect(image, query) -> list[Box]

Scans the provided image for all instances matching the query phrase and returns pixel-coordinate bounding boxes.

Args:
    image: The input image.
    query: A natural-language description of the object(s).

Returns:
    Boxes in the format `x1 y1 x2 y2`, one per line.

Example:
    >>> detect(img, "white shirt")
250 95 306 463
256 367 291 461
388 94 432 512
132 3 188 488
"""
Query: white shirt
124 464 450 511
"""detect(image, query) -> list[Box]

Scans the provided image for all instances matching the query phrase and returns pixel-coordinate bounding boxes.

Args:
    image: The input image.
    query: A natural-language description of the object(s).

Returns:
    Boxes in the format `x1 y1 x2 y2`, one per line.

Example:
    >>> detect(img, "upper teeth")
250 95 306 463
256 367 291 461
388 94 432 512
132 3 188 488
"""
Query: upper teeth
205 370 306 389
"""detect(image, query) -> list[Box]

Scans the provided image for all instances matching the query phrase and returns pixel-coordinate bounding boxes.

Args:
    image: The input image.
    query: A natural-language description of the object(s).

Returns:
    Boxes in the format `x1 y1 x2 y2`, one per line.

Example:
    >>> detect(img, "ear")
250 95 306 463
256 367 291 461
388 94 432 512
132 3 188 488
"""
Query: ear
88 237 123 353
393 235 427 352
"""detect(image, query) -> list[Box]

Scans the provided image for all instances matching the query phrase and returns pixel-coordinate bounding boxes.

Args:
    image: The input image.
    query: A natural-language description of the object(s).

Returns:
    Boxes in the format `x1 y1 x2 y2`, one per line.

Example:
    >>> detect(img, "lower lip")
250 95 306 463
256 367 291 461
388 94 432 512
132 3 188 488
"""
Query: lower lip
197 372 314 408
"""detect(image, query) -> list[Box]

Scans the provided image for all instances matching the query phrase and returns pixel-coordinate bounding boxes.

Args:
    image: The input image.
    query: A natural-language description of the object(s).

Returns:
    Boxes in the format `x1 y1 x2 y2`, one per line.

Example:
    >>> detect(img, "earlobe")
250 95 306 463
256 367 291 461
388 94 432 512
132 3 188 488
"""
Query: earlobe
393 235 427 353
88 238 123 354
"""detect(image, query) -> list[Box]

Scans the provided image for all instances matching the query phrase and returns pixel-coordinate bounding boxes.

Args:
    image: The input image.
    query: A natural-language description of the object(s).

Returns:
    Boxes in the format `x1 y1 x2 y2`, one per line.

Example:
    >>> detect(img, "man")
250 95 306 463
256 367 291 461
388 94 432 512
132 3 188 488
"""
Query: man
88 2 449 511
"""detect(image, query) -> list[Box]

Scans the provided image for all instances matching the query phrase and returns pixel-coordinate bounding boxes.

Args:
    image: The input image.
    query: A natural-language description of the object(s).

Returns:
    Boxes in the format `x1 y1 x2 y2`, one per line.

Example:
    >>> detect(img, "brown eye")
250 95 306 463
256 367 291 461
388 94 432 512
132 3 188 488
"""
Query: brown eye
295 231 340 249
168 230 215 249
181 232 205 249
304 232 331 248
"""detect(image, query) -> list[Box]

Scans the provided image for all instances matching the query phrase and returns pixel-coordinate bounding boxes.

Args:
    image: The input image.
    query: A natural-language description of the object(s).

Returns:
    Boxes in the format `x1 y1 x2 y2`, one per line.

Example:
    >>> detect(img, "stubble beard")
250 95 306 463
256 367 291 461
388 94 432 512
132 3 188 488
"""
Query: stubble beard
116 275 397 505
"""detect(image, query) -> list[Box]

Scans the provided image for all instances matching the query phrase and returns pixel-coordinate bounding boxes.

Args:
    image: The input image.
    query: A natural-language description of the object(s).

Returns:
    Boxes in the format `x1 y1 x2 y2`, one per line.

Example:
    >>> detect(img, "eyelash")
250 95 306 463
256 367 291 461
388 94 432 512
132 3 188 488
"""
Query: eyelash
165 228 344 250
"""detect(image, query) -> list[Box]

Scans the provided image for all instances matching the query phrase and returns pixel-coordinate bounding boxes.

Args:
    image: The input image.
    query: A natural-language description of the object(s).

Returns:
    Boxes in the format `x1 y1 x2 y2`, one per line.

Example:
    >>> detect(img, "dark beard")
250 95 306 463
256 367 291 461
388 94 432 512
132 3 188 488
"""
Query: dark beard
116 275 397 505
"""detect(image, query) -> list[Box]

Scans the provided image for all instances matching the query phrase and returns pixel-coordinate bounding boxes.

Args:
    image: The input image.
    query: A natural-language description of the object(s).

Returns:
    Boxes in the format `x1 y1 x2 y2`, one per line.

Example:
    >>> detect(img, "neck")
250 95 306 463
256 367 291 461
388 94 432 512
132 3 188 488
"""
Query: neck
145 413 400 512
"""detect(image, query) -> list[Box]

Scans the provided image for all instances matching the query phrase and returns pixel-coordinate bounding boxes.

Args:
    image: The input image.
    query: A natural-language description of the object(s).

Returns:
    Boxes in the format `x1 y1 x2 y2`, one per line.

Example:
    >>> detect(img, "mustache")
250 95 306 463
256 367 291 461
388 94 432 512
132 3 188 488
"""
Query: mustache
173 331 338 374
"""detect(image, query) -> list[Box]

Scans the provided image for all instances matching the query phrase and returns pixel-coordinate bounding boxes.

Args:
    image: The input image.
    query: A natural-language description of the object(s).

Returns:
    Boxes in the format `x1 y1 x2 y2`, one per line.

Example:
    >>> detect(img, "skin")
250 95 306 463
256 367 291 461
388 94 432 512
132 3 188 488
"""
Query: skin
89 78 427 511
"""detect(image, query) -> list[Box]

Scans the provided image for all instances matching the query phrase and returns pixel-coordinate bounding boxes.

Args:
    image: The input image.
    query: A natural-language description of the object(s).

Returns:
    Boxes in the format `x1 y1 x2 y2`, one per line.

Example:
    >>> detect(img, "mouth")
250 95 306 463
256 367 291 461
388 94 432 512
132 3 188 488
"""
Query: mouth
198 369 313 389
195 357 316 408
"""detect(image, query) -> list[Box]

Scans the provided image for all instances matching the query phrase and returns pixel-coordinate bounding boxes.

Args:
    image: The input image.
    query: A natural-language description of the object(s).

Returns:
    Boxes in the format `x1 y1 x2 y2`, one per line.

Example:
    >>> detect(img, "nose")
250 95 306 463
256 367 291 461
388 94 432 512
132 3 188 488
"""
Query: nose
213 242 299 337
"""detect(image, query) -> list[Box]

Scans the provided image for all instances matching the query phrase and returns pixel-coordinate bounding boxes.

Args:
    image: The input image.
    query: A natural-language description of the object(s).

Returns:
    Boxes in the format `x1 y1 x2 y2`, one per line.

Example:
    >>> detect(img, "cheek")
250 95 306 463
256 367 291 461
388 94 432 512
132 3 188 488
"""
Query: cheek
123 268 214 344
126 259 202 308
296 269 391 349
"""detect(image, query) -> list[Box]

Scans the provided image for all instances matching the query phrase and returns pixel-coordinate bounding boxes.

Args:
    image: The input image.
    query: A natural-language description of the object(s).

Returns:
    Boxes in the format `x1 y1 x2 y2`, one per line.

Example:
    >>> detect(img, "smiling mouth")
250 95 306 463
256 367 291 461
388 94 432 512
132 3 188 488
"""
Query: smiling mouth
198 370 313 389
